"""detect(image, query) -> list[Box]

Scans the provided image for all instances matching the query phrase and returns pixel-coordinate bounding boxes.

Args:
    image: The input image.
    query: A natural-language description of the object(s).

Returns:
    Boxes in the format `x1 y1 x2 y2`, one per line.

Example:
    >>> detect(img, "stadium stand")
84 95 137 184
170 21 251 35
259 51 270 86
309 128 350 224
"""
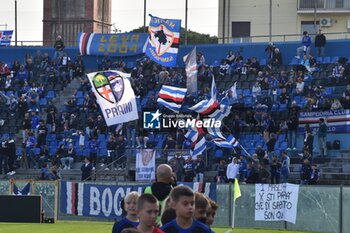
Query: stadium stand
1 39 350 185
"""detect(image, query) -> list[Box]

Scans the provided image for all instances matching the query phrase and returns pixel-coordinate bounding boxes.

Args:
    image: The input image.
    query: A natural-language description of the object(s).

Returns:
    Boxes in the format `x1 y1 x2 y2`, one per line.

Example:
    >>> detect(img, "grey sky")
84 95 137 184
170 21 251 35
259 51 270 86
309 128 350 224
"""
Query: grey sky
0 0 218 43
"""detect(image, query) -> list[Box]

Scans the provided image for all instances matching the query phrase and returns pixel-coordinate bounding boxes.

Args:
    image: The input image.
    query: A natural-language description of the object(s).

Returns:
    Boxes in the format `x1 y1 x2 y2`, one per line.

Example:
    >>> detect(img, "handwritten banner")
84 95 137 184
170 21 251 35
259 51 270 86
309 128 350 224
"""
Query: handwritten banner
78 32 148 56
255 183 299 224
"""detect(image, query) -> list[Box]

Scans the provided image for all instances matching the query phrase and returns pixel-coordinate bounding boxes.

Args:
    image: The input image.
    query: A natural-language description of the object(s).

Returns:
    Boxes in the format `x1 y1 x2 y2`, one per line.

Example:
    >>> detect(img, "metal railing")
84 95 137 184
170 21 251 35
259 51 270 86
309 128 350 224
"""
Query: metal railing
4 31 350 47
298 0 350 10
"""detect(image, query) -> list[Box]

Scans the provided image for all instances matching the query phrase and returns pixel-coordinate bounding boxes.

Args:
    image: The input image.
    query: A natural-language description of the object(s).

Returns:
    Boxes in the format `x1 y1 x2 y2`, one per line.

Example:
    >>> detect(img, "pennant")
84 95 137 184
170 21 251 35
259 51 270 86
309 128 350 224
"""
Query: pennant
234 178 241 201
184 47 198 94
146 14 181 67
157 85 187 113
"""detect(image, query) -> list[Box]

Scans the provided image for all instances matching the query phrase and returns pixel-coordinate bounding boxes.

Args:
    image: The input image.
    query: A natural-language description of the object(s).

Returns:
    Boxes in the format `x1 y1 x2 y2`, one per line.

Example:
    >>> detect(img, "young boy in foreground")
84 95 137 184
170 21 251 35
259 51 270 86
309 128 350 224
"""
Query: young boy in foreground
161 186 211 233
136 194 164 233
112 191 140 233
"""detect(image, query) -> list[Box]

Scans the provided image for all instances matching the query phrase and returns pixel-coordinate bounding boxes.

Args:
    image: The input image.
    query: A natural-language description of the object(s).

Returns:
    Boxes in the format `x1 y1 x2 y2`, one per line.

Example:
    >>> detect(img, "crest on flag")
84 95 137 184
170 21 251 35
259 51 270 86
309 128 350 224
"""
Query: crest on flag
92 72 125 104
149 24 175 56
146 14 181 67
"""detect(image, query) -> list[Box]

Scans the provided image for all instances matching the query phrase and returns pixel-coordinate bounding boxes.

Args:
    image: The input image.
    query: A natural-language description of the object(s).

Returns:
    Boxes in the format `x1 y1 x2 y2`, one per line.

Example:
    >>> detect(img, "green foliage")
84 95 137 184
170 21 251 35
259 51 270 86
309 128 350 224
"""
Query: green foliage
130 26 218 45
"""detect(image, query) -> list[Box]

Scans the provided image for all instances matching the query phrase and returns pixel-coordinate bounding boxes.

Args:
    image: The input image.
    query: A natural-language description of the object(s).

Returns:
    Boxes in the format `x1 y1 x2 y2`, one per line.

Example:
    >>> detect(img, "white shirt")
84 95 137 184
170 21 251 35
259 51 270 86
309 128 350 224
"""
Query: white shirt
226 163 239 179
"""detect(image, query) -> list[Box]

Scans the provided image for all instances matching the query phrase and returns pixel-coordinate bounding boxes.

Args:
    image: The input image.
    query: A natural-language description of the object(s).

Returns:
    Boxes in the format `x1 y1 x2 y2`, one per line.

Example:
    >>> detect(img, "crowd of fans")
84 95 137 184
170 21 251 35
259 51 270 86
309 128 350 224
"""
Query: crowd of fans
0 32 348 185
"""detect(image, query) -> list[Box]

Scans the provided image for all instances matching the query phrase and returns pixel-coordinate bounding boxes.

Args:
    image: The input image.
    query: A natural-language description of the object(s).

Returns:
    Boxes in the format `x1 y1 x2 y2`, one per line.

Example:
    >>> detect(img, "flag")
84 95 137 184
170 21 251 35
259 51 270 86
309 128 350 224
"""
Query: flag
234 178 241 201
189 77 218 115
183 47 198 94
212 134 239 148
208 105 232 121
87 70 138 126
157 85 187 113
191 134 206 157
13 183 31 195
228 82 237 100
220 82 237 105
0 30 13 46
146 14 181 67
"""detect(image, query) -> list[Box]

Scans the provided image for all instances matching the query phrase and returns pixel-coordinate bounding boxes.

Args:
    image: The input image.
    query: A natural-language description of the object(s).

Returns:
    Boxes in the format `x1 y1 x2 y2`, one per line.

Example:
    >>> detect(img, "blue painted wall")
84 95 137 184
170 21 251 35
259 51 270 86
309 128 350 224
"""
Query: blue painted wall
1 39 350 69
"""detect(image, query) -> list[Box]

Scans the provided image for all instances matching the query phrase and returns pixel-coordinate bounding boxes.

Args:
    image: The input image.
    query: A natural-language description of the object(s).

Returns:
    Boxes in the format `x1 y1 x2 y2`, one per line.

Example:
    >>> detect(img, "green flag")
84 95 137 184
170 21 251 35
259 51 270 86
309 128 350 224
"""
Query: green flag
234 178 241 201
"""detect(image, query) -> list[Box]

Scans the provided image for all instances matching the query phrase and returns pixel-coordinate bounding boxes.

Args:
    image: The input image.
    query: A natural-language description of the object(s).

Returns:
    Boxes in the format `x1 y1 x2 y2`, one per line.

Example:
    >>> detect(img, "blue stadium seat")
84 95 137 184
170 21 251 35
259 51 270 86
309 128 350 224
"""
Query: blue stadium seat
243 88 252 96
76 97 84 106
322 57 331 64
98 134 106 142
39 98 47 107
236 89 243 96
215 149 223 158
316 57 323 64
289 57 299 65
331 56 339 63
16 148 22 157
46 90 55 100
271 104 279 112
279 141 288 150
127 61 135 68
244 96 254 107
260 58 267 66
212 60 220 67
76 91 84 98
325 87 333 96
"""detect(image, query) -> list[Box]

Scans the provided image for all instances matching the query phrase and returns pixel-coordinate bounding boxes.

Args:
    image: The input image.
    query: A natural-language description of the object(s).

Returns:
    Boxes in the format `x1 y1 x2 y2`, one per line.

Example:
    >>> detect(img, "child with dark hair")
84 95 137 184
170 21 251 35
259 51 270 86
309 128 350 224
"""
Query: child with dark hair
112 191 140 233
136 194 164 233
161 186 211 233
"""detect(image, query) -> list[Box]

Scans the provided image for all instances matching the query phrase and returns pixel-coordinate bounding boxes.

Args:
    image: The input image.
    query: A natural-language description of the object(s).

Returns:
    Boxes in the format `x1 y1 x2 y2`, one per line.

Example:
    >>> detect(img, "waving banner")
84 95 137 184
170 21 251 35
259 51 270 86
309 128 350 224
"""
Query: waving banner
87 70 138 126
146 14 181 67
60 181 216 219
78 32 148 56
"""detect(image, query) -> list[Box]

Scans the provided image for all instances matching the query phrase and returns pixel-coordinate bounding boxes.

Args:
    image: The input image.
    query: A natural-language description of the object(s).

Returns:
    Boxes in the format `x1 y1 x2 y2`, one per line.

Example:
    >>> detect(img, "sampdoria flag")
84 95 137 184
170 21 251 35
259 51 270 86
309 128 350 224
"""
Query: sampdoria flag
183 47 198 94
13 182 31 195
220 82 237 105
87 70 138 126
157 85 187 113
213 134 239 148
208 105 232 121
0 30 13 46
234 178 241 201
191 134 206 157
146 14 181 67
189 77 218 115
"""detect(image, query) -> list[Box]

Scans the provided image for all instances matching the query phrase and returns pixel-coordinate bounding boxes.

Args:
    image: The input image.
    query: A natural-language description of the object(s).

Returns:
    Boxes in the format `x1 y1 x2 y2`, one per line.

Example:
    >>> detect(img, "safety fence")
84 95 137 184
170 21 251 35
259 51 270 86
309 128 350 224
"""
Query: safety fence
0 180 348 233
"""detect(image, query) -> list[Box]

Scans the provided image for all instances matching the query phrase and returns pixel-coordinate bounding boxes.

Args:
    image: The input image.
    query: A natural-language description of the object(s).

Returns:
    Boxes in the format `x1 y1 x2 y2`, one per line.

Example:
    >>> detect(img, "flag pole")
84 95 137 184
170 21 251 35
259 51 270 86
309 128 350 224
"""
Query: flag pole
231 195 236 229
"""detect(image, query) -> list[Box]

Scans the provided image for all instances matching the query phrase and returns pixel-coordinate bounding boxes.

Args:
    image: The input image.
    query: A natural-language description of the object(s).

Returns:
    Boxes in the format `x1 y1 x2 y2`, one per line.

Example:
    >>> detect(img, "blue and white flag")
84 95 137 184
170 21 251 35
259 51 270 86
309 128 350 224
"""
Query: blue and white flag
213 134 239 148
13 183 31 195
189 77 218 115
191 134 206 157
208 105 232 121
157 85 187 113
146 14 181 67
0 30 13 46
220 82 237 105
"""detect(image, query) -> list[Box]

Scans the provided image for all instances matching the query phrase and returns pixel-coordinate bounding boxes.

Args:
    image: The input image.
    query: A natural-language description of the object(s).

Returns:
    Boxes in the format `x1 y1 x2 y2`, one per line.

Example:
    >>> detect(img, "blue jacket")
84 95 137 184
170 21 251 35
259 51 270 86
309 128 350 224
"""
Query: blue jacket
302 36 312 47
